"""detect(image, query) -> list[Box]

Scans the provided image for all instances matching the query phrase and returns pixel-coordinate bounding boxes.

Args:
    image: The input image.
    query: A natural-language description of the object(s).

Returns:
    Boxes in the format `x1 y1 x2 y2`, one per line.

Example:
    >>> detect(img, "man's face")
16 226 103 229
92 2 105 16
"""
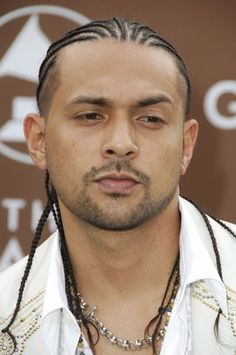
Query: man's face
28 40 197 230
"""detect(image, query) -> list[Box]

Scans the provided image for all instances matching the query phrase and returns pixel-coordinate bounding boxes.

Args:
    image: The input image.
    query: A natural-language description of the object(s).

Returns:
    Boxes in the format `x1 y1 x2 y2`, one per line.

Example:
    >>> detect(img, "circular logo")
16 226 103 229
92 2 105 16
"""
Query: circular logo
0 5 90 164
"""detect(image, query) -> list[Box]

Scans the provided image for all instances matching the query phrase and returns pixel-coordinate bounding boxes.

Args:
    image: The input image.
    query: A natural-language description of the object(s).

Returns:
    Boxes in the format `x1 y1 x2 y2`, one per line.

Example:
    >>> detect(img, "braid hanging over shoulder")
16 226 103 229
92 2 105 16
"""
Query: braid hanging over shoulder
182 196 236 337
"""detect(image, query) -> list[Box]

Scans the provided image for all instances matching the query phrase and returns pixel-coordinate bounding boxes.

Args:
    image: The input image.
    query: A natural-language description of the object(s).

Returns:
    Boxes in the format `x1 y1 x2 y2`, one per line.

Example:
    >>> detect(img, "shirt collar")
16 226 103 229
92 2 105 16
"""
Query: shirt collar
41 197 229 354
179 197 228 316
41 232 82 355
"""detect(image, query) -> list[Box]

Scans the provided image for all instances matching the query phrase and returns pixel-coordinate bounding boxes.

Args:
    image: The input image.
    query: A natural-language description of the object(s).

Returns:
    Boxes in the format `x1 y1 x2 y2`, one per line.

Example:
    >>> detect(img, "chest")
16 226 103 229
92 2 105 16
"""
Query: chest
2 282 236 355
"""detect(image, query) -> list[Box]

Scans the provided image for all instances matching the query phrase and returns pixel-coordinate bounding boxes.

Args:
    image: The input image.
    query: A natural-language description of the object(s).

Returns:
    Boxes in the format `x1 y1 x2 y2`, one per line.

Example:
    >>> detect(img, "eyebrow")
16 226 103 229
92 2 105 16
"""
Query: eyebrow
136 95 172 107
67 96 113 108
66 95 172 109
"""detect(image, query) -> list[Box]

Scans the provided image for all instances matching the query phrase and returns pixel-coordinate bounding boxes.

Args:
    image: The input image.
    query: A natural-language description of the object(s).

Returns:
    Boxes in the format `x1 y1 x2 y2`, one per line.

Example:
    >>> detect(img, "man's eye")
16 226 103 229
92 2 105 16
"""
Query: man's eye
76 113 102 121
138 116 165 125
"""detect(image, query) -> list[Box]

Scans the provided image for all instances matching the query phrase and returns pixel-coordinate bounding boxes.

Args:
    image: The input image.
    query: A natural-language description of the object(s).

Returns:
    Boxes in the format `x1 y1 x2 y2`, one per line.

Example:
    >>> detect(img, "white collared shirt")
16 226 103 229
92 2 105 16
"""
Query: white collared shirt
41 197 228 355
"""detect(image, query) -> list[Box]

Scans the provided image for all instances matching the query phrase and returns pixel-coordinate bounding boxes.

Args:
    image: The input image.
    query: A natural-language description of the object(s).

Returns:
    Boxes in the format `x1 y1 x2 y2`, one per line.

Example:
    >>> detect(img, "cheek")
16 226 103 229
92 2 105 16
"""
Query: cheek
141 133 183 170
45 124 101 175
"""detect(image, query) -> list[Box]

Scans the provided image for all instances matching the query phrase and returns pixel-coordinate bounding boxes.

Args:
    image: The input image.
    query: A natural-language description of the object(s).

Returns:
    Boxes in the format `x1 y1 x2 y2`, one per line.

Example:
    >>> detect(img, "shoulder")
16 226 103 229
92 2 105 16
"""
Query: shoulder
180 196 236 243
209 217 236 287
0 233 58 355
180 198 236 352
180 197 236 284
0 232 57 318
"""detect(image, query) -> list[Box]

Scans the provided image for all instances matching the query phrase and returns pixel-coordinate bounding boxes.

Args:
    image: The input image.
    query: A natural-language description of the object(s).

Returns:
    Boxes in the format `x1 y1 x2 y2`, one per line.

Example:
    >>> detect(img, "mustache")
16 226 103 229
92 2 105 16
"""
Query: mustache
83 161 150 187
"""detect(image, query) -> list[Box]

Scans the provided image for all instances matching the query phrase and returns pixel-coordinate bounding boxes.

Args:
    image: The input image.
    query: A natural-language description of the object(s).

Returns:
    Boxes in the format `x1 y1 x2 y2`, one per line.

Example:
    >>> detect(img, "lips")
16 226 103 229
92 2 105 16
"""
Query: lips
95 174 139 194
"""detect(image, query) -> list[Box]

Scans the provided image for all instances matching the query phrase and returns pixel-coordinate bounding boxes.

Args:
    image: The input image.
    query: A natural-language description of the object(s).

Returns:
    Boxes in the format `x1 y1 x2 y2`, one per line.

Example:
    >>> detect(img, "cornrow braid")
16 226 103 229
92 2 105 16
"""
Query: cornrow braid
145 253 180 355
46 174 98 350
55 196 99 353
185 198 223 280
1 174 52 353
208 212 236 336
182 196 236 338
44 172 77 314
52 191 80 314
113 17 127 39
210 215 236 240
46 172 98 349
36 17 192 117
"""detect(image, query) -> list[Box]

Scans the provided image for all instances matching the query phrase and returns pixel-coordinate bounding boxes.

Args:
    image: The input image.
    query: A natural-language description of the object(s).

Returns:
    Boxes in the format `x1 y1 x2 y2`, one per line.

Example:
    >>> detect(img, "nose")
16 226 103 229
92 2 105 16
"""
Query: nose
101 119 138 159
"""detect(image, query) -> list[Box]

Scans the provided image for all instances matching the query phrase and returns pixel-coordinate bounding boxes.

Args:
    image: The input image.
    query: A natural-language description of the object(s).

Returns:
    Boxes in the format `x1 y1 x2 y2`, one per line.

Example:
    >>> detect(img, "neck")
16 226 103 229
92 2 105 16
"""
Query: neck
60 195 180 306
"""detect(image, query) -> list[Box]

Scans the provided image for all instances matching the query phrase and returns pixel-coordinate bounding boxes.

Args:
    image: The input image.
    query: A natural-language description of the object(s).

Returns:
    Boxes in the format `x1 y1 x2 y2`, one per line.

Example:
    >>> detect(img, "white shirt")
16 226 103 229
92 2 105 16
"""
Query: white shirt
41 198 228 355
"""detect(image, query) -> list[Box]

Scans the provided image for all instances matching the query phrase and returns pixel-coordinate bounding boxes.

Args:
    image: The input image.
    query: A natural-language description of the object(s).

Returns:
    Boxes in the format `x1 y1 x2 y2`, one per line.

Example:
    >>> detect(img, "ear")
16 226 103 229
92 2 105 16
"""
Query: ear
181 119 198 175
24 113 47 170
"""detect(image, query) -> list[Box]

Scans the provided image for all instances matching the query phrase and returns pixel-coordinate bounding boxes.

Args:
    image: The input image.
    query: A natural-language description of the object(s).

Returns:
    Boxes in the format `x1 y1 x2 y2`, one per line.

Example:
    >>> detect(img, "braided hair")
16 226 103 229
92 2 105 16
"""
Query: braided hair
2 17 235 355
2 171 97 353
36 17 191 117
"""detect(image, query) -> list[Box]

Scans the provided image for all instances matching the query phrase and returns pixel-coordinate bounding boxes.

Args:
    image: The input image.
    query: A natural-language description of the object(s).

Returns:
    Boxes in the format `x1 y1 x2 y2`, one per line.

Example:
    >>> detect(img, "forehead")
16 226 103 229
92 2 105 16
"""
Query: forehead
55 39 181 106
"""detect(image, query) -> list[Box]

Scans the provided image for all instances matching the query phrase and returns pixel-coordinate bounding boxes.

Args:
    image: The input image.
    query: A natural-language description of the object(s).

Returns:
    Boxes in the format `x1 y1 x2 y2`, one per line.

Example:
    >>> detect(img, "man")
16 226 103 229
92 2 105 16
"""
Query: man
0 17 236 355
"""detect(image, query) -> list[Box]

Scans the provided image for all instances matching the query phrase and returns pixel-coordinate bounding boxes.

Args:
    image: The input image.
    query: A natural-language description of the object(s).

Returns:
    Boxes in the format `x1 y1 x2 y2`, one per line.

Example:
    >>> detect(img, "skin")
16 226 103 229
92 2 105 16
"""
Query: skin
24 39 198 354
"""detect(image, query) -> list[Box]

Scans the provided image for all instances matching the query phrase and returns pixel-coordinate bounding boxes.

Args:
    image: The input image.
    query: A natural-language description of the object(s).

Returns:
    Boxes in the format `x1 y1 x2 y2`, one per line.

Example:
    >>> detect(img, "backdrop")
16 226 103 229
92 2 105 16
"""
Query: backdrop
0 0 235 271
